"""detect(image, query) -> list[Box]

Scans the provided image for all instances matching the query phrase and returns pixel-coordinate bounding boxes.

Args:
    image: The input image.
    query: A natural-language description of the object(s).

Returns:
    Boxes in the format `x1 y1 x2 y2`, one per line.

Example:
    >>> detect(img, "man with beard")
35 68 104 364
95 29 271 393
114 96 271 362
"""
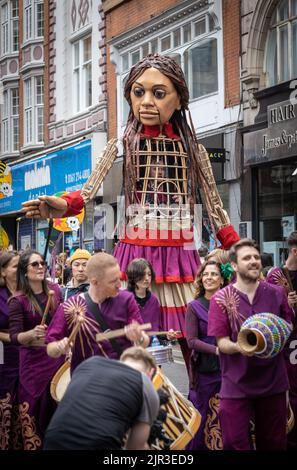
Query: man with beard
208 239 293 450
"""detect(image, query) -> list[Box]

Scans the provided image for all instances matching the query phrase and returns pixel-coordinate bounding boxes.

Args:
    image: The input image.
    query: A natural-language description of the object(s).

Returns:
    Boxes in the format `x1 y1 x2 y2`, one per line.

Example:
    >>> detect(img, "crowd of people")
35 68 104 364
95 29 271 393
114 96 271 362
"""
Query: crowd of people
1 53 296 451
0 231 296 450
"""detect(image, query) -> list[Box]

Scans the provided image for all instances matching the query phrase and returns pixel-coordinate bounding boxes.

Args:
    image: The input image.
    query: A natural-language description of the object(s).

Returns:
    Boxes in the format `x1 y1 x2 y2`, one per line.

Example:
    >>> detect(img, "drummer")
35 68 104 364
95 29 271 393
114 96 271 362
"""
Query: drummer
44 346 159 450
46 253 150 373
208 238 293 450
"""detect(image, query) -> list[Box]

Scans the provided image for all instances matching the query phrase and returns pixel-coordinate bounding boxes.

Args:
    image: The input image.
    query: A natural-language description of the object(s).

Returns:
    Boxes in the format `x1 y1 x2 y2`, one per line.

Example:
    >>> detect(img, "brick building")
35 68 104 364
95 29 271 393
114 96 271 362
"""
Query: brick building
240 0 297 265
0 0 107 255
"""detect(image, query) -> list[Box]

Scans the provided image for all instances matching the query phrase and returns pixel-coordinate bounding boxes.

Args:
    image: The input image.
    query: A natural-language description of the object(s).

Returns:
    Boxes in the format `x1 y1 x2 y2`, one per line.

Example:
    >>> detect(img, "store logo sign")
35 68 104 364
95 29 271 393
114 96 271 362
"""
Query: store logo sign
24 160 51 190
261 101 297 157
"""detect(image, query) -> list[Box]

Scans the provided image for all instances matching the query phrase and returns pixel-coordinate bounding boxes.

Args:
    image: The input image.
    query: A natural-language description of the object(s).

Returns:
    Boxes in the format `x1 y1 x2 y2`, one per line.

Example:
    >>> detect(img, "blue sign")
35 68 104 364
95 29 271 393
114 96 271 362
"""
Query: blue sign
0 140 92 215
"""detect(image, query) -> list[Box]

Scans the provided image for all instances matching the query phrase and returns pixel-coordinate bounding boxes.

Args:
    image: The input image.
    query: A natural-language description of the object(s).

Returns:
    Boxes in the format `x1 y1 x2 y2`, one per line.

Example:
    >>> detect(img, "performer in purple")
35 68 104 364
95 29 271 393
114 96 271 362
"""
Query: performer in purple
0 251 21 449
208 239 293 450
186 260 231 450
8 250 63 450
266 230 297 449
126 258 161 333
46 253 150 373
22 55 240 371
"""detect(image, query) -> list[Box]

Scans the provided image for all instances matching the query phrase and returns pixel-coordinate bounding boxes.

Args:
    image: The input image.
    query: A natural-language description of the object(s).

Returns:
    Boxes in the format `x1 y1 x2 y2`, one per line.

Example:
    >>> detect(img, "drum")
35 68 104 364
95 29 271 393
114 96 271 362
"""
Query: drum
152 368 201 450
50 361 71 403
238 312 292 358
146 345 174 365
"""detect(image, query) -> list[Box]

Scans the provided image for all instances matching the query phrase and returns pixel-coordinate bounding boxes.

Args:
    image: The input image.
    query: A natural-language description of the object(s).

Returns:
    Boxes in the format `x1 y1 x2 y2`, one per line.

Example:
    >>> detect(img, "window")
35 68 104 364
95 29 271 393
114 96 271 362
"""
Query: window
1 3 8 54
2 90 9 152
24 0 44 41
1 87 19 153
185 39 218 99
11 0 19 51
1 1 18 54
73 36 92 113
118 13 218 125
24 76 44 145
265 0 297 86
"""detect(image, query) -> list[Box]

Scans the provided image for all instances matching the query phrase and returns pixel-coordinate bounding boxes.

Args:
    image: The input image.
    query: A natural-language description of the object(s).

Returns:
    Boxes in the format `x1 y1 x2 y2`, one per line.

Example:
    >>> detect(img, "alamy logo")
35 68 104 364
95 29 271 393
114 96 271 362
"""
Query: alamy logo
0 341 3 365
289 339 297 365
25 160 51 190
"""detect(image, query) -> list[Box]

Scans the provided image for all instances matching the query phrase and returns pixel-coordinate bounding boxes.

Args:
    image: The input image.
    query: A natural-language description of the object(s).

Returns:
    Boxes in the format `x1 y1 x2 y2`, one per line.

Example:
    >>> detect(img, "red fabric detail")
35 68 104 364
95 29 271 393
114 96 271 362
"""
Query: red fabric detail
60 190 85 217
216 224 240 250
122 228 194 247
140 123 180 140
120 271 194 284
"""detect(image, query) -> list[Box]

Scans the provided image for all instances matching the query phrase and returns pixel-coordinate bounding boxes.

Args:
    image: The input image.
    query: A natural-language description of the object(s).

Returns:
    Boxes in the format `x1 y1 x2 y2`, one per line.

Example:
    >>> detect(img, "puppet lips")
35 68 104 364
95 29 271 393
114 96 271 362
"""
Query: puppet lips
140 112 159 117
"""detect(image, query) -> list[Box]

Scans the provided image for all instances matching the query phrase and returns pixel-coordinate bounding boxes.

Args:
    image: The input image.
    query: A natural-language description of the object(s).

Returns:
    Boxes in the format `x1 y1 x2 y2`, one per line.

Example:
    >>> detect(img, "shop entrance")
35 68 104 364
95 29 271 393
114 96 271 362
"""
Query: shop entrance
258 159 297 266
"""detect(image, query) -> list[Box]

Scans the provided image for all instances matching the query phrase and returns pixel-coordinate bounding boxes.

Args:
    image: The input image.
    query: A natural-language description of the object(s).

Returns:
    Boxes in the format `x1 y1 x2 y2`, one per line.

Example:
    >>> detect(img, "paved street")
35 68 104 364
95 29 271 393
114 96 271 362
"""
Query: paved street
161 344 189 398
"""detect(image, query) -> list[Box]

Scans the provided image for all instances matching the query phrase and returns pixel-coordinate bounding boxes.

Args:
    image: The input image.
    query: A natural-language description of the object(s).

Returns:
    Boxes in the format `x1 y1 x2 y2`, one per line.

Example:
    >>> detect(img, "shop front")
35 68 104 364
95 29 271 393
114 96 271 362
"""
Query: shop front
0 139 92 256
243 99 297 266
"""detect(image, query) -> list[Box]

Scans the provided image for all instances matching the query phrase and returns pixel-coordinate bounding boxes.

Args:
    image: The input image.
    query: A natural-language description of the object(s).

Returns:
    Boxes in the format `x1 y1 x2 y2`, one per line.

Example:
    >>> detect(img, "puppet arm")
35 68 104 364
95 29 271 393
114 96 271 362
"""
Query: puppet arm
194 144 240 249
22 139 118 219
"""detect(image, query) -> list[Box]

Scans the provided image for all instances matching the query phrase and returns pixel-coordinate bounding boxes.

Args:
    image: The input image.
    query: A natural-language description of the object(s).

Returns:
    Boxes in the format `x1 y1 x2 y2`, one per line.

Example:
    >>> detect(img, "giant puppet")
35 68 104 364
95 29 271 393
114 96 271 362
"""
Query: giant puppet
22 54 239 362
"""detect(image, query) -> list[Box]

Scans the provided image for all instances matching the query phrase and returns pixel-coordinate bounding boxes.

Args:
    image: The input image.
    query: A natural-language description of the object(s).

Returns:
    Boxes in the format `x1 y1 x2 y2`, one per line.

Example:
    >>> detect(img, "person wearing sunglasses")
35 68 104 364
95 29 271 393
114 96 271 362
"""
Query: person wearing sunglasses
8 250 63 450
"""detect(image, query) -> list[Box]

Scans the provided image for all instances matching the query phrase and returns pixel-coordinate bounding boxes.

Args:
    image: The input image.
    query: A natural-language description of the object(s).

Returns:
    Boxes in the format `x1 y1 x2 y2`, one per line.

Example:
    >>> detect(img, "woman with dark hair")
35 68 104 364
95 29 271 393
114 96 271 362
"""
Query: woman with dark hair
22 54 239 369
186 260 231 450
126 258 161 333
0 251 21 449
8 250 63 449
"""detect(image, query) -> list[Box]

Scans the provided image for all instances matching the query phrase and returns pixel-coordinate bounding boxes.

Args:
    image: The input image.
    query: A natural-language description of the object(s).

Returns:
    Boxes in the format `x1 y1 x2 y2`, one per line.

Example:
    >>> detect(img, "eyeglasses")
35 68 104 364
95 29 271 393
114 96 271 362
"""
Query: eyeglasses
28 261 46 269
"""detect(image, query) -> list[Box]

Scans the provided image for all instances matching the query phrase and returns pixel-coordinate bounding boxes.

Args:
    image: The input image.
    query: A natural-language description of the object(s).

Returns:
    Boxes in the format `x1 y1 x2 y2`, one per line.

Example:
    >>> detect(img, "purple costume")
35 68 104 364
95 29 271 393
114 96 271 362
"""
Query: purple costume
8 283 63 450
266 267 297 449
130 290 161 332
208 282 293 450
186 298 222 450
0 287 21 449
46 289 143 374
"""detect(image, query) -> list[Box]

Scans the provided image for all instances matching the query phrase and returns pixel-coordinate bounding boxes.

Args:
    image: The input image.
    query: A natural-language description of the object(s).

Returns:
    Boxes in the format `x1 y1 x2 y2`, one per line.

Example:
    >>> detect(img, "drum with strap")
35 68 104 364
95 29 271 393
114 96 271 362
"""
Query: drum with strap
152 367 201 450
50 361 71 403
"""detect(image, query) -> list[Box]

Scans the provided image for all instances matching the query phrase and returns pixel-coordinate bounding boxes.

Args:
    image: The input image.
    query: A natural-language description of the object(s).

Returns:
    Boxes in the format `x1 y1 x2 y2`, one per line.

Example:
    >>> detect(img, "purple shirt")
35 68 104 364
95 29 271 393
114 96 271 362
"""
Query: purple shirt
8 283 63 398
134 291 161 332
0 286 19 396
186 299 217 355
46 289 142 372
208 282 292 399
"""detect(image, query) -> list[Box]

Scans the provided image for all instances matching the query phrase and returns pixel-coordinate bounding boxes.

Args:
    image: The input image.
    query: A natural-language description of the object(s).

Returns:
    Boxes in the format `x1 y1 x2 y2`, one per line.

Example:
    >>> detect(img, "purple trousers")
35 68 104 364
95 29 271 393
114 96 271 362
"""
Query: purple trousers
219 392 287 450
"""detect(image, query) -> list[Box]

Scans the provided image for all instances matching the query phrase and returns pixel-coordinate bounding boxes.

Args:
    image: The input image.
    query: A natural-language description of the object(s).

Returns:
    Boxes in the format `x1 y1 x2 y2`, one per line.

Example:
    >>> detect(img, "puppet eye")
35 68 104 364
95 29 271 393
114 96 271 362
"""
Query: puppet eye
154 89 166 99
133 87 145 97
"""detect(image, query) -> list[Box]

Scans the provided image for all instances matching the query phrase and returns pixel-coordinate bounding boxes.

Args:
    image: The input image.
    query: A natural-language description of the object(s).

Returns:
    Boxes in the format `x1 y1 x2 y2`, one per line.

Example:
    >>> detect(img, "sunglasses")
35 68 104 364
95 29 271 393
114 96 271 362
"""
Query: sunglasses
28 261 46 269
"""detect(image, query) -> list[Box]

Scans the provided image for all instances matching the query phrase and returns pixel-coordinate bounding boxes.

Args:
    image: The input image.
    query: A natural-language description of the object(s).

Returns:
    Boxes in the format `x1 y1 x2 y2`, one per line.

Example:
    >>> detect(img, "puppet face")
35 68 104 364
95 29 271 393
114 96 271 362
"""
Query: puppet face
130 67 181 126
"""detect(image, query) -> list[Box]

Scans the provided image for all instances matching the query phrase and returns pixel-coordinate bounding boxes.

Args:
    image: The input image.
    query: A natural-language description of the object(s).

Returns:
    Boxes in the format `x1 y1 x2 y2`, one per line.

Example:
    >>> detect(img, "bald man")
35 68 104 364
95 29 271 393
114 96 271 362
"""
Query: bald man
46 253 150 373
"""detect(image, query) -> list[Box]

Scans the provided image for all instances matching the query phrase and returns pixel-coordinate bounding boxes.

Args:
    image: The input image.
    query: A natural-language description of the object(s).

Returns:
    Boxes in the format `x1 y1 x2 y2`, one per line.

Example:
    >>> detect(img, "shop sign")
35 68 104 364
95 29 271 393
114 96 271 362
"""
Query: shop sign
207 148 226 162
244 100 297 166
0 140 92 215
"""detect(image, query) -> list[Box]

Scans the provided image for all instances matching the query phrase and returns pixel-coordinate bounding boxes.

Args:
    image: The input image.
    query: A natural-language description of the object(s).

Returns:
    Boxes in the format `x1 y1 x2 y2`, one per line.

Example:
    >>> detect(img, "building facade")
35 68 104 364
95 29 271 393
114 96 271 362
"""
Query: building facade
102 0 242 251
0 0 108 256
241 0 297 265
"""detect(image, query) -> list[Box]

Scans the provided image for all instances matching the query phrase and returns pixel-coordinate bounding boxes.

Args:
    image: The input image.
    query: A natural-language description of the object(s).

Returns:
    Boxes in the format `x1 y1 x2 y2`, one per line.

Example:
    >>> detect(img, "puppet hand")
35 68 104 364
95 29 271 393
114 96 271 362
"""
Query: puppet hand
22 195 68 219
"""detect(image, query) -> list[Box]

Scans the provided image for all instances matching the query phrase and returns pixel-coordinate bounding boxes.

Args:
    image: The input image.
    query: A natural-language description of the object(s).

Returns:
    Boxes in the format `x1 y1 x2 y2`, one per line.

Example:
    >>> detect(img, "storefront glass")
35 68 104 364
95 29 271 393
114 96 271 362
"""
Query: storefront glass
258 160 297 265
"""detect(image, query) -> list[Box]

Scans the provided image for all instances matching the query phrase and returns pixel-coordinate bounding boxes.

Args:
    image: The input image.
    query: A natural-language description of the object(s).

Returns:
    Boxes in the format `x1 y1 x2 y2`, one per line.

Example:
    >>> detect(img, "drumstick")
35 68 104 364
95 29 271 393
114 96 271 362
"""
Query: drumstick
40 290 55 326
148 330 181 337
96 323 152 343
67 317 84 346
